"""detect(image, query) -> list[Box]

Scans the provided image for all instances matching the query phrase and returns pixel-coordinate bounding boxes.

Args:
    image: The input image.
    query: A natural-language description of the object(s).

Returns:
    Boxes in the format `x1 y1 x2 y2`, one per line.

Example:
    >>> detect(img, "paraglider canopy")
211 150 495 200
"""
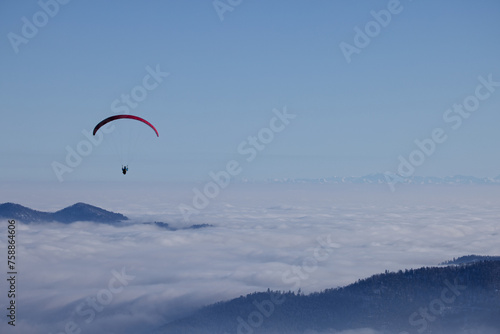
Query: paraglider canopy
93 114 159 137
93 114 159 174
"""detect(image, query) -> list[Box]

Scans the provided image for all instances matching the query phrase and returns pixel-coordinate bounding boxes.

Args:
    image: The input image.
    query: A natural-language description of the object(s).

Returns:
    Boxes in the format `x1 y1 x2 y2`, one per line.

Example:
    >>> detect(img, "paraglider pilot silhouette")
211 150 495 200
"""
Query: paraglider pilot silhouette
93 114 159 175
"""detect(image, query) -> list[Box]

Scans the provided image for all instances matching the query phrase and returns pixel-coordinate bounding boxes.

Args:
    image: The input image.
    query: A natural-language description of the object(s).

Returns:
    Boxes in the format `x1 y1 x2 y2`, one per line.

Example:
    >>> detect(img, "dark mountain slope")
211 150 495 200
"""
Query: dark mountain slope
159 260 500 334
51 202 127 223
0 202 52 222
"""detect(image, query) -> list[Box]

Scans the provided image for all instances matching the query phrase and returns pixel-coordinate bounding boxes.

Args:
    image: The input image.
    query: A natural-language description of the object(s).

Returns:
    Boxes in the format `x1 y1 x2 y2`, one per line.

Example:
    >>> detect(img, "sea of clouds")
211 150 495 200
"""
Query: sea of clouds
1 182 500 333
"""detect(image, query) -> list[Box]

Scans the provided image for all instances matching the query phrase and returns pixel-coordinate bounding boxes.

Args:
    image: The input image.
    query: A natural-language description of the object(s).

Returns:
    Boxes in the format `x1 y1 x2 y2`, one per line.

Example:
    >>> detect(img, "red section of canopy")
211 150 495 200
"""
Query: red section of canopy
93 114 159 137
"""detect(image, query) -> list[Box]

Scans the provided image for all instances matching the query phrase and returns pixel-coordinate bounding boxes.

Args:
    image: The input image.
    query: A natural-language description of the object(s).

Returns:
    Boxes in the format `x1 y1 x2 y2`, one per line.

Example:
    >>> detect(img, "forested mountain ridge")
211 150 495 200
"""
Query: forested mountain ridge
159 259 500 334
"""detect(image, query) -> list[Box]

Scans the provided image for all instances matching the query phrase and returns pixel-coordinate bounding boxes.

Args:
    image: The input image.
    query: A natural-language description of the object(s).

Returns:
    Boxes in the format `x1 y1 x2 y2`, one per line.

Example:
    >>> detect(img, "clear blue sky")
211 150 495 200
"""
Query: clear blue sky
1 0 500 183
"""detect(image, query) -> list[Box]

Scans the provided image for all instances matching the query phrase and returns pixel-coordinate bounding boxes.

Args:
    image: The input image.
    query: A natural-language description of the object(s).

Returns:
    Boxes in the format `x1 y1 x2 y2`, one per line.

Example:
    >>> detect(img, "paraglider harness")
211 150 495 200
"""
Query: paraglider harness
122 165 128 175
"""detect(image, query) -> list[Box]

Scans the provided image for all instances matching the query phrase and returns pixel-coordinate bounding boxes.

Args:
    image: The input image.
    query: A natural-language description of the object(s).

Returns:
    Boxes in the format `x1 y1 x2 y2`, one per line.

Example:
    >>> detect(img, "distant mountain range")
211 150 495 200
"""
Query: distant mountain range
159 256 500 334
0 203 214 230
258 173 500 185
0 202 127 223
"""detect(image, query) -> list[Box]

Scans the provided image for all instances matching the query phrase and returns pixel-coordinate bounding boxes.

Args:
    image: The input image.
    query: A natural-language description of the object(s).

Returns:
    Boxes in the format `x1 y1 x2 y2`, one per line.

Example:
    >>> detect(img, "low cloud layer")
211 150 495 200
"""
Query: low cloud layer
1 183 499 333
